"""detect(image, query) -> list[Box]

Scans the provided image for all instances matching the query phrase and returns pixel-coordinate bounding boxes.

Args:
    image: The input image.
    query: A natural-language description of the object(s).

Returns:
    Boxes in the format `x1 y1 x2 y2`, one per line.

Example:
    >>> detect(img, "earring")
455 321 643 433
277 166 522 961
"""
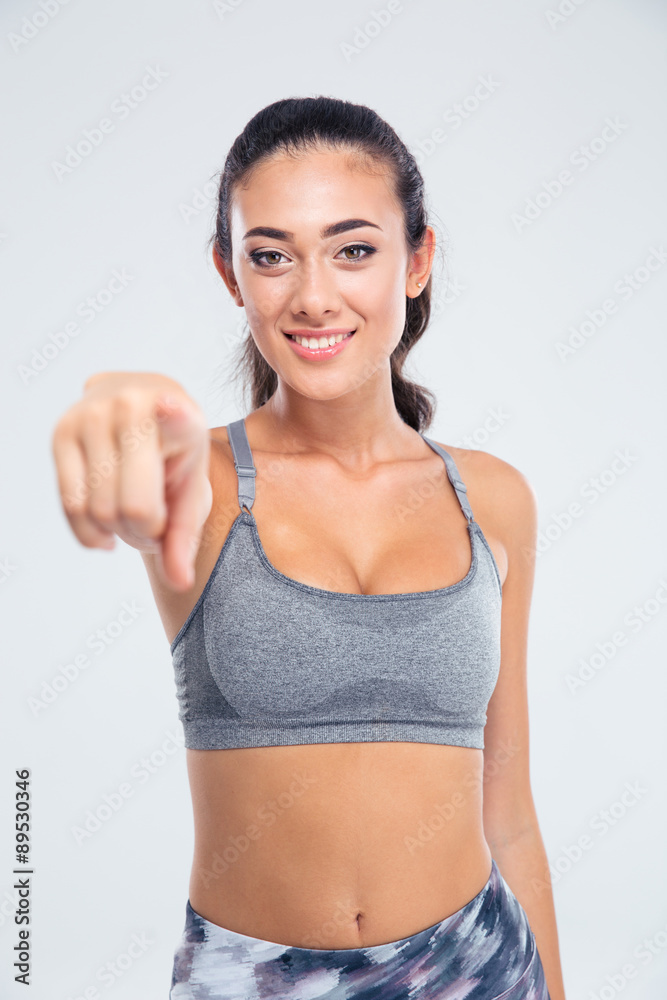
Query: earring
417 282 422 287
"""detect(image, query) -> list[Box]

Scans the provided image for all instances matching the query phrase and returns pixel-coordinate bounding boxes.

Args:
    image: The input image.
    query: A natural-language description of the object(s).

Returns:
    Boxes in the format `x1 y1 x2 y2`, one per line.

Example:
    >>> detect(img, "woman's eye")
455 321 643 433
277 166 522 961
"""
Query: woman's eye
248 244 376 269
248 250 286 267
338 243 376 261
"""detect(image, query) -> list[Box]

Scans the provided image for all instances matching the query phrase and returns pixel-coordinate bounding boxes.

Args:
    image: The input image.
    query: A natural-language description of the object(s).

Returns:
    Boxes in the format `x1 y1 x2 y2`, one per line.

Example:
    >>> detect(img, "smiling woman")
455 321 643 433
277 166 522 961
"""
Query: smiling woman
51 95 564 999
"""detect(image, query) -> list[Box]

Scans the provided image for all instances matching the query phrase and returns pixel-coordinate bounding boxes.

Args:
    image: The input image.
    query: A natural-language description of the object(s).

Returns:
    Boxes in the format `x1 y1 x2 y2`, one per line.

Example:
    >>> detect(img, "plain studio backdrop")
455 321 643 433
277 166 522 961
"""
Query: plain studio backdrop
1 1 666 997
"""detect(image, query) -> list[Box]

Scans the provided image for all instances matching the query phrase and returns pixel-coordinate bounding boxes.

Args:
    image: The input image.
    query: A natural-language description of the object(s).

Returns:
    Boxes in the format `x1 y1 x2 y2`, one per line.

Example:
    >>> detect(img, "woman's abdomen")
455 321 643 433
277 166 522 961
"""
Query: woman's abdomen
186 741 493 949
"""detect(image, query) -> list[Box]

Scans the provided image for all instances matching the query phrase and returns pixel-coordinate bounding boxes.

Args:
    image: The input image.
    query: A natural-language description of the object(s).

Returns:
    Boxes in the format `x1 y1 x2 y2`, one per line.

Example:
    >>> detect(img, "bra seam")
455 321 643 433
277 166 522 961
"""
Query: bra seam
228 422 486 602
248 517 481 602
473 523 503 598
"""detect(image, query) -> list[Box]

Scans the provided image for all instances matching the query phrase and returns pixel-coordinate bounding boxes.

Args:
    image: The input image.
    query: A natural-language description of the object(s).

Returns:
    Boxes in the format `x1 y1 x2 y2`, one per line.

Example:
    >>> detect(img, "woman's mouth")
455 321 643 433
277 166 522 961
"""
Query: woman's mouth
283 329 356 360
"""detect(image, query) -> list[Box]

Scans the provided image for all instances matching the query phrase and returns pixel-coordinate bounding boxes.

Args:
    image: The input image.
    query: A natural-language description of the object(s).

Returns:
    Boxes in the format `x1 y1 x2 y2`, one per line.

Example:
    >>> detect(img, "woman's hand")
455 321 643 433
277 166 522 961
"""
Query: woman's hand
51 371 213 592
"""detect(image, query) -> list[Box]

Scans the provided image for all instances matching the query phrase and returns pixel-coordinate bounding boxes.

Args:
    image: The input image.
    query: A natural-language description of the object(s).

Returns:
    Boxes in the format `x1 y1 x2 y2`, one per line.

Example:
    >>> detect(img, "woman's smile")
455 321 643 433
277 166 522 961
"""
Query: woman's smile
284 328 356 359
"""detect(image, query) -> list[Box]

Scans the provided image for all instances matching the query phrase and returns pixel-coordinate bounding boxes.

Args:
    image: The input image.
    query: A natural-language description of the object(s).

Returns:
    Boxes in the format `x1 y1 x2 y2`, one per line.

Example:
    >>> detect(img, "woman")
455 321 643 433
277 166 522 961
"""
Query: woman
52 97 566 999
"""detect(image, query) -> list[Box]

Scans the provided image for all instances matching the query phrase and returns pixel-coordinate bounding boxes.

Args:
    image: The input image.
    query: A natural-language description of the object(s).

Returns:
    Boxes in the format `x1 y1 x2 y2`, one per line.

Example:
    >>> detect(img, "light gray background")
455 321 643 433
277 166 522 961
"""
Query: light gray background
2 0 666 997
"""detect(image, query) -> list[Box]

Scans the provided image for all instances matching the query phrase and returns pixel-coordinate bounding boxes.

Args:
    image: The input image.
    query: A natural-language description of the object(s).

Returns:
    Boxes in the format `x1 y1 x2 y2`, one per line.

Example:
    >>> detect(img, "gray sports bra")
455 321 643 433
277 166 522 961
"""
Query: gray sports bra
170 419 503 751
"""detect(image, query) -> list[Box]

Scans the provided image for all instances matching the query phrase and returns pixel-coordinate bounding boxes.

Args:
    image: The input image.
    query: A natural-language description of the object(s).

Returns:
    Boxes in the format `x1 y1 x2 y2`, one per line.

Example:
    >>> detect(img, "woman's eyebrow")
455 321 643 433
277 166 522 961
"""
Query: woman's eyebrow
242 219 383 242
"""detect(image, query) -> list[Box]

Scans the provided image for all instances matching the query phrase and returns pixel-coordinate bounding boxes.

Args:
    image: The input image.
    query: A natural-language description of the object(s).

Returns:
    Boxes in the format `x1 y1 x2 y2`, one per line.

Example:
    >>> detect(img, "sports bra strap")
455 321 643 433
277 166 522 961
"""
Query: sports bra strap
226 420 473 523
421 436 475 524
226 418 256 512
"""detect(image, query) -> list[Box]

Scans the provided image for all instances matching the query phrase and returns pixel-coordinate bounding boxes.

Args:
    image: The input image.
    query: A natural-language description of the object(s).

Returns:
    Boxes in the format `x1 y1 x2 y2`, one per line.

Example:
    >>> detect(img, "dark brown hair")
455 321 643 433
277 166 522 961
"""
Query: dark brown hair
211 96 442 432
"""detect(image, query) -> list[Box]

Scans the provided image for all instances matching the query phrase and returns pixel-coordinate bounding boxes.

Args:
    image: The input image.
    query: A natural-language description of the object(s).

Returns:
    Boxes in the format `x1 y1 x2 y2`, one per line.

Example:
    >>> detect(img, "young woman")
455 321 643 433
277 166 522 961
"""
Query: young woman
52 97 566 999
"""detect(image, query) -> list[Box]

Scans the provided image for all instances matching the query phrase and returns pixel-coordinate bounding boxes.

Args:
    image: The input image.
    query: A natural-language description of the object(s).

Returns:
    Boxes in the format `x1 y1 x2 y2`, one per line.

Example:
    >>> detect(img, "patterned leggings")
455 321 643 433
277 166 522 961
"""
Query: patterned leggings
169 858 551 999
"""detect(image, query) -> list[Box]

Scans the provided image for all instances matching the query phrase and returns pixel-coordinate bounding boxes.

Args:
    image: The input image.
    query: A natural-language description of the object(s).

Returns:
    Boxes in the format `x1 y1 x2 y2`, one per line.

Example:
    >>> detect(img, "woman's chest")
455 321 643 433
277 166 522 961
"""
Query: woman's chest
188 514 501 730
247 462 478 597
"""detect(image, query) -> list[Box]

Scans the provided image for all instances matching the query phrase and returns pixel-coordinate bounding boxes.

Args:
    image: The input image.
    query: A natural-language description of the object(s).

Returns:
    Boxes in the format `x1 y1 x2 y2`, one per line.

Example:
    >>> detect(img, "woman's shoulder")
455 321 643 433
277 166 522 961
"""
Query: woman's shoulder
203 425 244 536
437 443 537 508
431 442 539 578
209 423 231 455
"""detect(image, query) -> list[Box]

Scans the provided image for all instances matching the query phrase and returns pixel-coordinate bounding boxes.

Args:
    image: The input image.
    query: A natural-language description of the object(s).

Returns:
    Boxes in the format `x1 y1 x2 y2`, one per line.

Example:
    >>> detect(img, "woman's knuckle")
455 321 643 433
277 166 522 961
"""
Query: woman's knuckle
120 499 154 525
88 498 116 525
115 387 147 418
85 400 110 426
62 494 86 517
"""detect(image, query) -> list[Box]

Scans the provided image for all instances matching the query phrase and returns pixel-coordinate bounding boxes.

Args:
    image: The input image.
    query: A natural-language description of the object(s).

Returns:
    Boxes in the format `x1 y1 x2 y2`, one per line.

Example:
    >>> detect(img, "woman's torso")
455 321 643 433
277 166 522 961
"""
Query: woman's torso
144 417 508 949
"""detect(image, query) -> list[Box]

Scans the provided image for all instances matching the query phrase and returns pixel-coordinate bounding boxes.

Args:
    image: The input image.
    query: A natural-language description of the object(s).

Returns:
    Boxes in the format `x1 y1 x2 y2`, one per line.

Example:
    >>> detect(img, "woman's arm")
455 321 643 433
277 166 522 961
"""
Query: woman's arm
479 458 567 1000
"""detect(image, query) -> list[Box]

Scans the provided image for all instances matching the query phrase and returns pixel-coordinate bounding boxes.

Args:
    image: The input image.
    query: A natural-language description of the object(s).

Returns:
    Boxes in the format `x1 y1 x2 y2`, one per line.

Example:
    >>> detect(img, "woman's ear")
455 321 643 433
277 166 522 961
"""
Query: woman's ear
212 246 243 306
407 225 436 297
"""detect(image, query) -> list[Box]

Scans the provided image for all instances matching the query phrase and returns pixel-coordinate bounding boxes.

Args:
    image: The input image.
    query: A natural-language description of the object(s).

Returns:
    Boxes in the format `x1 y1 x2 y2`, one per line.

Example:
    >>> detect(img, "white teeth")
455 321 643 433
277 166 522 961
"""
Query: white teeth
292 332 351 348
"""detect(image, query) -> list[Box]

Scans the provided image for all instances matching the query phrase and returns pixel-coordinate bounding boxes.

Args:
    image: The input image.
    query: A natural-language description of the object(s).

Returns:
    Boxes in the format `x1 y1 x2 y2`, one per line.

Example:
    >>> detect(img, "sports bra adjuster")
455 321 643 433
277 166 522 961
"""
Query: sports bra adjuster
235 464 256 478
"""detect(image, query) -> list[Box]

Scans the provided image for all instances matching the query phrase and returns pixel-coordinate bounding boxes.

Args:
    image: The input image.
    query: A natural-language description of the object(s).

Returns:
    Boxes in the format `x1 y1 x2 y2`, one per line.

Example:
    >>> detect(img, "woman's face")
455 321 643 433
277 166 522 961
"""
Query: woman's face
215 146 434 404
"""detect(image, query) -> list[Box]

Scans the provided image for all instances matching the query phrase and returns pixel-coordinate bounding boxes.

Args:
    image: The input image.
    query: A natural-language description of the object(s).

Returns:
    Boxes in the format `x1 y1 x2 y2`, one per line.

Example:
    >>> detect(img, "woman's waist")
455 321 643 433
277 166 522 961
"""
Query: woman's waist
186 742 489 948
185 741 486 870
189 834 493 949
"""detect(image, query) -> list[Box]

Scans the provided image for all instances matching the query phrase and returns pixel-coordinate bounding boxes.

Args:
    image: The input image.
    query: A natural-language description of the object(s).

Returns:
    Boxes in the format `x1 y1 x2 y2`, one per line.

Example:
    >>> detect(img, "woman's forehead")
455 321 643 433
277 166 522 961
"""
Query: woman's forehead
231 153 398 233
